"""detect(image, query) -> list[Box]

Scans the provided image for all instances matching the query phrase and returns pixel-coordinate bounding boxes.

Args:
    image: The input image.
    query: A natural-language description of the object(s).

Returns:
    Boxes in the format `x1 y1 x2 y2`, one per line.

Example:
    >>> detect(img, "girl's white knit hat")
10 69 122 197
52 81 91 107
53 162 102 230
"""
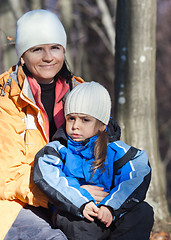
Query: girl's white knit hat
15 9 67 58
64 81 111 125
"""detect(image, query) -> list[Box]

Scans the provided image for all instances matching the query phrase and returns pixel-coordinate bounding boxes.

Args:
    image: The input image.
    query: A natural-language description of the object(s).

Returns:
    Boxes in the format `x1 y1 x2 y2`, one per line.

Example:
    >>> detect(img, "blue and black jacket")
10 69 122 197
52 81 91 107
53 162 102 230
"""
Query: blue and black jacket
33 120 151 220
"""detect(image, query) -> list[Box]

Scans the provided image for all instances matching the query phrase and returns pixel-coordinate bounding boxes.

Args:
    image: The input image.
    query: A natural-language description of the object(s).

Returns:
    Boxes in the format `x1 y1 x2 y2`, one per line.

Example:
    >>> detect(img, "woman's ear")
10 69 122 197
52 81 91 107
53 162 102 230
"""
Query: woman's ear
20 57 25 66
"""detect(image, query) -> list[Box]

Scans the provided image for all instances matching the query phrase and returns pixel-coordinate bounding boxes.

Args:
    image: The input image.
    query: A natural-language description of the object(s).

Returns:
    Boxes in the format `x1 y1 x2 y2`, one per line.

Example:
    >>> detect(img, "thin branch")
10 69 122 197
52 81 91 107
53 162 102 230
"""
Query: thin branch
96 0 115 52
90 21 114 55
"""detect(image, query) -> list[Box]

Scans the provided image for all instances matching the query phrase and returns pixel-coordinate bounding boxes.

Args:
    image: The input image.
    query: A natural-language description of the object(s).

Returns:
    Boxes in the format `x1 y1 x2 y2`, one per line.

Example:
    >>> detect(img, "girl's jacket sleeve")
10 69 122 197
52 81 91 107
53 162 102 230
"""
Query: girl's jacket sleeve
33 141 95 217
98 141 151 220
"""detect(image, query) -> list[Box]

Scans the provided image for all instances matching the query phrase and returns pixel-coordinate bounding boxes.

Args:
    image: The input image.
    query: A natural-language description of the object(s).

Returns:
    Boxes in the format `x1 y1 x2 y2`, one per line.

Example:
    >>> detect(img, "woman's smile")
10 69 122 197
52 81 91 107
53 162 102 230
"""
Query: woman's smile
39 63 57 68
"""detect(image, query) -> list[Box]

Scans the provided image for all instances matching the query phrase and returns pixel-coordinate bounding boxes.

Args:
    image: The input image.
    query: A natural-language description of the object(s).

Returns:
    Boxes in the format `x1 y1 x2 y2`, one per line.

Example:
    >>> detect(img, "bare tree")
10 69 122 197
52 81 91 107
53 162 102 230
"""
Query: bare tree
114 0 171 231
56 0 116 90
0 0 44 73
0 0 22 71
57 0 74 70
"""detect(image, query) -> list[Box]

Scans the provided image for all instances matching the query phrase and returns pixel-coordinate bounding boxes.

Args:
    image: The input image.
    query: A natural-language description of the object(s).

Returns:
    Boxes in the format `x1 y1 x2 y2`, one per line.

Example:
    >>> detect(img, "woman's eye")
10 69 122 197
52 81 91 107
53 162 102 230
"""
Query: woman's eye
52 45 62 50
32 48 41 52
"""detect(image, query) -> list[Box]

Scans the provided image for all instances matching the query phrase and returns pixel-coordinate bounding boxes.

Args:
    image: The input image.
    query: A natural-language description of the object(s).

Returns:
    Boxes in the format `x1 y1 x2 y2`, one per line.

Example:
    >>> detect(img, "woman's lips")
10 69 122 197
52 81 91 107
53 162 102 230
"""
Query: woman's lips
39 63 56 68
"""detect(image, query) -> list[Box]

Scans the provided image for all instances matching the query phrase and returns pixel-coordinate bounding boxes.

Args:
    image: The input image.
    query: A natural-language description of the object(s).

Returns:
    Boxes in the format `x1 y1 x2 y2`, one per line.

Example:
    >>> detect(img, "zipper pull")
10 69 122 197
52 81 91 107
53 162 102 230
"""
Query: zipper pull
1 78 12 96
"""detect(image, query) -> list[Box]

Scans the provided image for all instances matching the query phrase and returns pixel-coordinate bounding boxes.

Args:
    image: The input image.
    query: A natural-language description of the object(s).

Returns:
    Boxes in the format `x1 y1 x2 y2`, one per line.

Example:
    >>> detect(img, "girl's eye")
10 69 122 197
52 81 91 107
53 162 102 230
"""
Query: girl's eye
67 116 75 121
83 118 90 122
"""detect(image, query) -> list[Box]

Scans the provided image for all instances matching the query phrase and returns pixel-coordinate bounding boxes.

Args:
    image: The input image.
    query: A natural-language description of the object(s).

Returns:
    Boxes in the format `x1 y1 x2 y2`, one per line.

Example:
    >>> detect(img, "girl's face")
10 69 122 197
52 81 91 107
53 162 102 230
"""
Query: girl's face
66 113 106 142
21 44 65 84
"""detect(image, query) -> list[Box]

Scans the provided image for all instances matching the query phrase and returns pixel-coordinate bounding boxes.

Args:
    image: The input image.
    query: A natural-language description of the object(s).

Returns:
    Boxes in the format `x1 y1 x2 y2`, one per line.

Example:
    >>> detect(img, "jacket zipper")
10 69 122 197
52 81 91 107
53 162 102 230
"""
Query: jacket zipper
1 78 12 96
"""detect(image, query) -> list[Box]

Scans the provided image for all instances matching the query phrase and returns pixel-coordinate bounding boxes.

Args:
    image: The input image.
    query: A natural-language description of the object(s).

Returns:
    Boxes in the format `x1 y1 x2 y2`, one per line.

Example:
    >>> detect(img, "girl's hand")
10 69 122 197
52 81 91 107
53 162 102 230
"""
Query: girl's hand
97 206 113 227
83 201 99 222
81 185 109 204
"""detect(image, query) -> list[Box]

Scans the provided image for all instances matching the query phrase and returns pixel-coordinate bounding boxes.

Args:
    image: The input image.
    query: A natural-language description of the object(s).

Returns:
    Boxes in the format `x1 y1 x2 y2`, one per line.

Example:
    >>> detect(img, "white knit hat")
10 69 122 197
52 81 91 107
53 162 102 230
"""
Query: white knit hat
64 81 111 125
15 9 67 58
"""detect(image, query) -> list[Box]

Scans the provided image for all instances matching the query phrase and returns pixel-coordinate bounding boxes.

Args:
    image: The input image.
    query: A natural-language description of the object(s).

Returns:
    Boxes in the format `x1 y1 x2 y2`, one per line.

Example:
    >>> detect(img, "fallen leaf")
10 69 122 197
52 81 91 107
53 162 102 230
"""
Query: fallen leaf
7 36 13 41
150 231 171 240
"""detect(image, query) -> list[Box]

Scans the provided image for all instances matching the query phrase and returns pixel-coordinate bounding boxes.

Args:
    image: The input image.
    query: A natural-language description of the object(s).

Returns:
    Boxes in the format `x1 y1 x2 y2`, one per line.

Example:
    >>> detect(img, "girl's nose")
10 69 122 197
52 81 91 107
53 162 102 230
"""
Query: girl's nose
72 120 79 129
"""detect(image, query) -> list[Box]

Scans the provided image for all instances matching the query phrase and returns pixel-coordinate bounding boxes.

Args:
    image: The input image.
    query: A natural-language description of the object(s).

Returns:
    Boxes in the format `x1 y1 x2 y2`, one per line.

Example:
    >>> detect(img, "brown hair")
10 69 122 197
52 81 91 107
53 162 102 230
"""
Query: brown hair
91 128 108 178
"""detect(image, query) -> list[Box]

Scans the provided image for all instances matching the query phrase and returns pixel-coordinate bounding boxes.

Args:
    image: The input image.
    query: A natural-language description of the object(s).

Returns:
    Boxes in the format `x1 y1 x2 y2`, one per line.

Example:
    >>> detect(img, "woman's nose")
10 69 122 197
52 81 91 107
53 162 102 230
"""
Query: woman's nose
42 50 53 62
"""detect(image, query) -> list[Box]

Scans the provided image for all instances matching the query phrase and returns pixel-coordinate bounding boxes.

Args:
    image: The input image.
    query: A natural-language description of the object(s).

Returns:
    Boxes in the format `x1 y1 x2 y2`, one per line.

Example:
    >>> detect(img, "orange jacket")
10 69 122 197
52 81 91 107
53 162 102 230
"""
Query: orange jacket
0 64 83 239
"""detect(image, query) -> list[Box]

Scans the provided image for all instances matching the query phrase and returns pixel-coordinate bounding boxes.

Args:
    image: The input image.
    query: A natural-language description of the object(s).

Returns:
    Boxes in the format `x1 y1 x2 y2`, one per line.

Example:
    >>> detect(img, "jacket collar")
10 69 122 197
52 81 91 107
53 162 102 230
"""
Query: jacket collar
10 64 26 97
67 135 98 160
53 123 98 159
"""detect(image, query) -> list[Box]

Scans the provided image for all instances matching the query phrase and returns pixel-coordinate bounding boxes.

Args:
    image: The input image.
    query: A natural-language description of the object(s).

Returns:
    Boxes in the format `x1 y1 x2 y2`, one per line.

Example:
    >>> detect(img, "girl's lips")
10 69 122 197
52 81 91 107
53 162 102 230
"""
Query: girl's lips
70 133 85 142
71 134 80 139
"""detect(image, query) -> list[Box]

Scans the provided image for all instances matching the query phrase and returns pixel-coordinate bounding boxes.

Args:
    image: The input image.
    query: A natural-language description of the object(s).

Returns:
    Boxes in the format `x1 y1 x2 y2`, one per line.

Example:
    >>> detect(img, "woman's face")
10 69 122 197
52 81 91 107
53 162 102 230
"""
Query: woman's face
21 44 65 84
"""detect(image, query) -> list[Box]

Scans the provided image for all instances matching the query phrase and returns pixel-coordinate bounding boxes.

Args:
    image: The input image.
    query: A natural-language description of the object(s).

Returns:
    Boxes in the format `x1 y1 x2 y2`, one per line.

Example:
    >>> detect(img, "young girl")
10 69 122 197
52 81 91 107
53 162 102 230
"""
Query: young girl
34 81 154 240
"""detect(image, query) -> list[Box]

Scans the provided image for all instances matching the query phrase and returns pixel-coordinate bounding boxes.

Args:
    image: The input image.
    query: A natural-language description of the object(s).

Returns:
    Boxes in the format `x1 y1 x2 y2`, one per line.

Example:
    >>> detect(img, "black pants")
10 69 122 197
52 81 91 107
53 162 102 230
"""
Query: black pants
52 201 154 240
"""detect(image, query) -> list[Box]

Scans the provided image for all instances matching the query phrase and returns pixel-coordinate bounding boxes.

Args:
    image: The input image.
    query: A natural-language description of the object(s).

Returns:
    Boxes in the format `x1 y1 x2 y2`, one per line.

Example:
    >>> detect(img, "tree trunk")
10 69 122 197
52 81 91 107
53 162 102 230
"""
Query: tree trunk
114 0 170 231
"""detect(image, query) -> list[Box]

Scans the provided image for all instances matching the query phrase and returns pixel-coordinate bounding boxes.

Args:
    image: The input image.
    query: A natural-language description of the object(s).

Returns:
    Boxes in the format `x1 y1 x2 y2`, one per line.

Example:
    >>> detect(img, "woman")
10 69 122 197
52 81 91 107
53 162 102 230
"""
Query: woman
0 9 108 240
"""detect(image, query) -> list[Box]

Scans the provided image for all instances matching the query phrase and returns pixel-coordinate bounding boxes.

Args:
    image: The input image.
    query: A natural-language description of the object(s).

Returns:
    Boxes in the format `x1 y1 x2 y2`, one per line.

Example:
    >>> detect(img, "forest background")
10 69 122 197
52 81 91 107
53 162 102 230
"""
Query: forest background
0 0 170 236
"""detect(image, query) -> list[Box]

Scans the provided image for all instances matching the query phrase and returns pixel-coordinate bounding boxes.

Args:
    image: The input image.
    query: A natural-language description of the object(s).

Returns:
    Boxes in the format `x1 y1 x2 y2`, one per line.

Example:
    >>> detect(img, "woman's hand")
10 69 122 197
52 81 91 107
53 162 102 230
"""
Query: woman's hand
97 206 113 227
83 201 99 222
81 185 109 204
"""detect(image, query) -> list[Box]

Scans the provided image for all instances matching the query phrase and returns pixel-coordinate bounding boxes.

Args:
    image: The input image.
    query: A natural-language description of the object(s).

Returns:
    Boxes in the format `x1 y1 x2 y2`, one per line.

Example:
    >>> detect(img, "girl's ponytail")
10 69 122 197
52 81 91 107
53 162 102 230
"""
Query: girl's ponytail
91 130 108 178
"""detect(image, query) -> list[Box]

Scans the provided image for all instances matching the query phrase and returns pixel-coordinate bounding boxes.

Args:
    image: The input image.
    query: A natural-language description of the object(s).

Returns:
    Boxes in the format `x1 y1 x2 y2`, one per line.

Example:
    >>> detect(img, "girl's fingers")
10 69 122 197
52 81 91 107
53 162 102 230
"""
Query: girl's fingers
92 205 99 213
89 211 98 217
97 206 113 227
97 210 103 220
84 213 95 222
106 219 112 228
